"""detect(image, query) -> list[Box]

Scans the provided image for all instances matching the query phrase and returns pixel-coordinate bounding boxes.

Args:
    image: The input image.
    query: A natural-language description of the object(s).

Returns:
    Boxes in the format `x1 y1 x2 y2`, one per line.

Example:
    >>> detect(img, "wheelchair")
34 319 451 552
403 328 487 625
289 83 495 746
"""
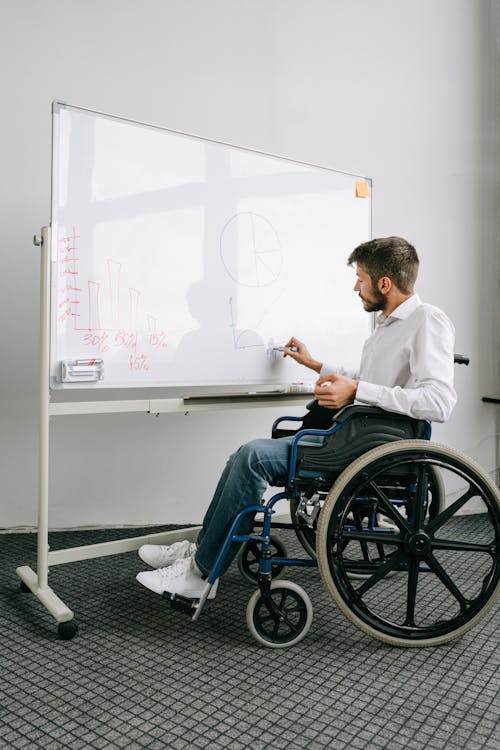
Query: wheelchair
176 358 500 649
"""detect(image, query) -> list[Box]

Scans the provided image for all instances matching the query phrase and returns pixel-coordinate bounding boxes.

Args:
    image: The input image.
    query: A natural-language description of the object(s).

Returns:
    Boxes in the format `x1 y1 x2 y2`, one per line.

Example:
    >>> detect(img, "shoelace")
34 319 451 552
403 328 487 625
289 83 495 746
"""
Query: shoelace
157 542 194 558
155 557 194 580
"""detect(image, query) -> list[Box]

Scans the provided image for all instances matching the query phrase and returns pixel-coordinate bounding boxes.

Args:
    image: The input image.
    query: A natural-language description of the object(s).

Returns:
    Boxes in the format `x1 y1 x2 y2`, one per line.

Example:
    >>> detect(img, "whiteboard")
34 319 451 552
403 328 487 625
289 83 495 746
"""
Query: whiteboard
50 103 372 390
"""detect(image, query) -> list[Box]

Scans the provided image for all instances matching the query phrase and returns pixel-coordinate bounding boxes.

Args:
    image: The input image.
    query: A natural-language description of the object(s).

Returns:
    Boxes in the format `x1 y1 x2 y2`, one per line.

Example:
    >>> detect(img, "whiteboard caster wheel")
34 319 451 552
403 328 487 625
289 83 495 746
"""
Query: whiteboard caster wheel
58 621 78 640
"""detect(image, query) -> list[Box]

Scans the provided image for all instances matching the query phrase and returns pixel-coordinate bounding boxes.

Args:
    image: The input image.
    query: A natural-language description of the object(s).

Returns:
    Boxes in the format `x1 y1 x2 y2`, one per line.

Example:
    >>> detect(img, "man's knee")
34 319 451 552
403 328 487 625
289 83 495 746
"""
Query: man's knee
235 438 276 464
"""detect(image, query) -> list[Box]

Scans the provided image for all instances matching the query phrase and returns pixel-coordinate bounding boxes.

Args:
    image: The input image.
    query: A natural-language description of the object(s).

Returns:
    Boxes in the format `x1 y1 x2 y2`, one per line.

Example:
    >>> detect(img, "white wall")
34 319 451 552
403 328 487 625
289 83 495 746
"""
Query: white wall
0 0 498 528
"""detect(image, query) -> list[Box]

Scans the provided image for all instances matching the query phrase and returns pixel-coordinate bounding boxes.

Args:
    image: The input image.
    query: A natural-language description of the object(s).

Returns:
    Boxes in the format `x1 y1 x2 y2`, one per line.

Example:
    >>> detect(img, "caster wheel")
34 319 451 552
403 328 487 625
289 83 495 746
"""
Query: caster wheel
58 621 78 640
237 536 287 585
19 581 31 593
246 580 313 648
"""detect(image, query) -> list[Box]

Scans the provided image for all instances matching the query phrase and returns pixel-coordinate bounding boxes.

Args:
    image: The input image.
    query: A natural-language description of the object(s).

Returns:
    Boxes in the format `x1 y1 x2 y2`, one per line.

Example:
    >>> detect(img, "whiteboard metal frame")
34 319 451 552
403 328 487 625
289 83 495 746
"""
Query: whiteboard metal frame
52 100 372 182
49 101 373 392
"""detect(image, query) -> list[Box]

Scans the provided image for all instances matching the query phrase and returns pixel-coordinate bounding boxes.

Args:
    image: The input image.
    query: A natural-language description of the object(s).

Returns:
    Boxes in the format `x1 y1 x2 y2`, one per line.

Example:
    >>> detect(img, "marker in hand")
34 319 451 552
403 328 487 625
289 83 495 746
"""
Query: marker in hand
273 345 299 352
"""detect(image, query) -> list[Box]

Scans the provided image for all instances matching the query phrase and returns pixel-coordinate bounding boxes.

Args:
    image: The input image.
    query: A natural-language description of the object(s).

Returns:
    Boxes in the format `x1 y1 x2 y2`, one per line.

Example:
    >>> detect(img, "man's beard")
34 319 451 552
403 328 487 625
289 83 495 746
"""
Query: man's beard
360 291 385 313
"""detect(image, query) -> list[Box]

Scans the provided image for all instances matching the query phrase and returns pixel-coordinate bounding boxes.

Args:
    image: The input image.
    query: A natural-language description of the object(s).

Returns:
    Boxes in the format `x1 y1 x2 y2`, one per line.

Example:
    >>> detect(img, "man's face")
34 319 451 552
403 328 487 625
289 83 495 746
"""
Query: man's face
354 264 386 312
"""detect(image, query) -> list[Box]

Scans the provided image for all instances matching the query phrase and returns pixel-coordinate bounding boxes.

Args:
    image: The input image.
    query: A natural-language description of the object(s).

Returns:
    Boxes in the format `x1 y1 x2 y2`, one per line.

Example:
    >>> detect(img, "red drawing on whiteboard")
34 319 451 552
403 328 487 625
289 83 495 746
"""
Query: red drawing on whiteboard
58 228 81 329
88 280 101 330
147 315 168 348
114 330 138 352
129 353 149 371
56 231 173 376
83 331 110 353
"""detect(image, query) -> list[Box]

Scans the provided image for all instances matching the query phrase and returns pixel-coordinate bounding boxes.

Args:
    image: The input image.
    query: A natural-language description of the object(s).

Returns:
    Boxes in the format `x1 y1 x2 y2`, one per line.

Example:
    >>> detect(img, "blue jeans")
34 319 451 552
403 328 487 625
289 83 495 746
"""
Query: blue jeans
195 436 328 577
195 438 291 576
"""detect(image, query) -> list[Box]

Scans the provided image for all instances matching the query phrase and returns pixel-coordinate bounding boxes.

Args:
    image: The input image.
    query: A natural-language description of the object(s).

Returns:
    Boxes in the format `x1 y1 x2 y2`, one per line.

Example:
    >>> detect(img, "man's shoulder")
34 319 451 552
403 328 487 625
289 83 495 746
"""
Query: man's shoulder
412 300 455 330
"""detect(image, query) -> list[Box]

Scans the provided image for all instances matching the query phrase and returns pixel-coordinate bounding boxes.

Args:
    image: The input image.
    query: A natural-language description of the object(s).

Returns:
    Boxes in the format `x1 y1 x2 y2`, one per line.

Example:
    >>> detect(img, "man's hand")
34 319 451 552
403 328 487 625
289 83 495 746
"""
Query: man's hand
283 337 323 373
315 373 358 409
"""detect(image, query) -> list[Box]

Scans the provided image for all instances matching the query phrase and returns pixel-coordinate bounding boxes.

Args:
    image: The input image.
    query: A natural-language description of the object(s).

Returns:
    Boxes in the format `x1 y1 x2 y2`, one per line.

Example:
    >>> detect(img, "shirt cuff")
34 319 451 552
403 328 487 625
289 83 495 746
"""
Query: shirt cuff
355 380 381 406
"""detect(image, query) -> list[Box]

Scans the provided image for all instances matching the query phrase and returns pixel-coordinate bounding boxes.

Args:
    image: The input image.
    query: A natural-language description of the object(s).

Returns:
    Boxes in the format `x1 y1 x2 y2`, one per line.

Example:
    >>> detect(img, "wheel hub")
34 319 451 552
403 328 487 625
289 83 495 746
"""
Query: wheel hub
408 531 432 555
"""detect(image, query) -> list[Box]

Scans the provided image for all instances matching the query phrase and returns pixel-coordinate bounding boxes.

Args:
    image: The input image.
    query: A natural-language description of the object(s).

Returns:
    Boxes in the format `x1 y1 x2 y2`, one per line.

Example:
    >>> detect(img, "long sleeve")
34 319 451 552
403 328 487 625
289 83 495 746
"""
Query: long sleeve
320 362 359 380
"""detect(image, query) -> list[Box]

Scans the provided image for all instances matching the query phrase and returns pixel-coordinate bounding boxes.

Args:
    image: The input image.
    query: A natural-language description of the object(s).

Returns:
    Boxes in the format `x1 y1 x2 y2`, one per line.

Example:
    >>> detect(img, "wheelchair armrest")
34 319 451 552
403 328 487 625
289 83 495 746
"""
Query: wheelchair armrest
272 415 304 431
271 415 304 439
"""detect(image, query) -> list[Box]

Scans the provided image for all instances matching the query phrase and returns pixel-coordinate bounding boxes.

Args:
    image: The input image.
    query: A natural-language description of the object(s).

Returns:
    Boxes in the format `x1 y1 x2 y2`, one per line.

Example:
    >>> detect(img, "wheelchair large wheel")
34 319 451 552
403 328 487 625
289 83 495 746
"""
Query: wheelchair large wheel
246 580 313 648
316 440 500 647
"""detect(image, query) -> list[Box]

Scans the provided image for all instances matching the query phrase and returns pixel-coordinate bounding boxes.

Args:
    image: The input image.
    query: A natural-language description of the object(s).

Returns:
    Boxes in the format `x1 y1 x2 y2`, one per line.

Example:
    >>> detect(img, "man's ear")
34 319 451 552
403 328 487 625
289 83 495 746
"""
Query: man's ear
377 276 392 294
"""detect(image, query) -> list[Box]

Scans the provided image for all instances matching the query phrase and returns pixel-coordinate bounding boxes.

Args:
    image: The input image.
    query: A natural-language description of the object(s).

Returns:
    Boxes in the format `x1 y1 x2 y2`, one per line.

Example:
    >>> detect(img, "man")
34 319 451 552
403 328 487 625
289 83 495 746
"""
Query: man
136 236 457 600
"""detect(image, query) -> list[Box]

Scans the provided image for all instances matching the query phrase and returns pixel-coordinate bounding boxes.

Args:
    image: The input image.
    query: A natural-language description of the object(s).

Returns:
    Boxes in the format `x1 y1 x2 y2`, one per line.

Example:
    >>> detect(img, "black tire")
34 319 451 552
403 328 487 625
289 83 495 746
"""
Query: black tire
317 440 500 647
58 620 78 640
237 536 287 585
246 580 313 648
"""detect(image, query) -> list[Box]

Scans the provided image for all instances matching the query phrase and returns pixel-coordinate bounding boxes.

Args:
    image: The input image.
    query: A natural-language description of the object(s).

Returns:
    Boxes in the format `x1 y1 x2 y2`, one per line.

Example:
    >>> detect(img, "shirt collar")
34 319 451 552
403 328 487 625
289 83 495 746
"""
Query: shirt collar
375 293 421 326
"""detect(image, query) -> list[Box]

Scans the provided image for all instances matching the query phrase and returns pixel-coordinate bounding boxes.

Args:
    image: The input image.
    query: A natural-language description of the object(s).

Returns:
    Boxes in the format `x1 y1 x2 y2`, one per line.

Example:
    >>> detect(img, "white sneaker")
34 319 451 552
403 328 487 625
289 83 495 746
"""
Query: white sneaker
138 540 197 569
136 557 219 599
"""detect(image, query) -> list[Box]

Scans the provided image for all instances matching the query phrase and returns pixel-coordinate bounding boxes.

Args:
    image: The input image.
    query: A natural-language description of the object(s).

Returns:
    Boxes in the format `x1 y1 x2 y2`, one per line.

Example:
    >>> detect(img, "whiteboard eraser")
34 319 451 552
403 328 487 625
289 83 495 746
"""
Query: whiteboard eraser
59 359 104 383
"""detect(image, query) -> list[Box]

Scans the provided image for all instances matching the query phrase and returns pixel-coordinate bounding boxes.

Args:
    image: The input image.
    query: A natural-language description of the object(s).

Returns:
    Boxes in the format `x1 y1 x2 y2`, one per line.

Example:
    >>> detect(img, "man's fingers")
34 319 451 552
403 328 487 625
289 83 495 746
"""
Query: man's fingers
316 373 336 385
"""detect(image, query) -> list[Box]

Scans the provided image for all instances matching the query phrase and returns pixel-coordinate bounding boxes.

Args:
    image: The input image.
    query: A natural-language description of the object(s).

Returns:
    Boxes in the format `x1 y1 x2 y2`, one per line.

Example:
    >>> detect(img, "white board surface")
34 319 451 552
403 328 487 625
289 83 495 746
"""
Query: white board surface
50 103 372 390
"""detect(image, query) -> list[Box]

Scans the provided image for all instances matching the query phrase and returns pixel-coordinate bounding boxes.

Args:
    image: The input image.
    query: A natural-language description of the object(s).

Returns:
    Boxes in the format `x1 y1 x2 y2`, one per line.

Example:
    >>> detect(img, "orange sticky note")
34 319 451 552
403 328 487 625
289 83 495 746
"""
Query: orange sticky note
355 181 370 198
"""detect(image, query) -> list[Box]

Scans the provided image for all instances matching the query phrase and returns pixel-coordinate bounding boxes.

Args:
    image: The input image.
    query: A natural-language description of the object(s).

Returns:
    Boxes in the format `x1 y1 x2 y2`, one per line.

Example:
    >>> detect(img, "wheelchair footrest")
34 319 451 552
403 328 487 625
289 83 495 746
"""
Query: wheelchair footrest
162 591 206 615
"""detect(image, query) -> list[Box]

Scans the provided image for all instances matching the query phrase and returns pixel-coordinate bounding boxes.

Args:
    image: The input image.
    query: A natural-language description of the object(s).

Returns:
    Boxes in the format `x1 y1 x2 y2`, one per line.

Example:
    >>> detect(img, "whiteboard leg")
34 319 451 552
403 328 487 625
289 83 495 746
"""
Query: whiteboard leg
16 566 74 623
37 225 51 590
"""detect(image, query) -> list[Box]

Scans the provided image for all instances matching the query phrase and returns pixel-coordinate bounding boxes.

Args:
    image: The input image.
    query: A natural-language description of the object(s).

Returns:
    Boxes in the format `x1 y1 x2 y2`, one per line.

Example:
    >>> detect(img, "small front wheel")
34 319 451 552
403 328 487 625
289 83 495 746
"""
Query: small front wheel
246 580 313 648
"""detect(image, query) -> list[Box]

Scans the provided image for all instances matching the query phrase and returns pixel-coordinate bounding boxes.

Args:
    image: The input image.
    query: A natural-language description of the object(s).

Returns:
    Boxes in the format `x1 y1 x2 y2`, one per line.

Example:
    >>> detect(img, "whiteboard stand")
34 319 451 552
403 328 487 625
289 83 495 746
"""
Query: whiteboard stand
16 226 76 629
15 226 309 638
15 226 200 638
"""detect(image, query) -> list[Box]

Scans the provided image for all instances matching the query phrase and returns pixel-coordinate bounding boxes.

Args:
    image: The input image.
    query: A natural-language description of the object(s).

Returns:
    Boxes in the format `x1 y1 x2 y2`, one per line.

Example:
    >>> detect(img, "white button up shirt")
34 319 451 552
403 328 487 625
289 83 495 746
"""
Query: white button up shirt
321 294 457 422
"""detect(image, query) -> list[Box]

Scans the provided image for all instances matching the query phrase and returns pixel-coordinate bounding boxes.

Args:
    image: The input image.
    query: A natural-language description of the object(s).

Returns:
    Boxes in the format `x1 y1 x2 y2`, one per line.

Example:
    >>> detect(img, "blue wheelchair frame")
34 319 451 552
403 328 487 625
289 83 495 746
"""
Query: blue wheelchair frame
191 407 432 620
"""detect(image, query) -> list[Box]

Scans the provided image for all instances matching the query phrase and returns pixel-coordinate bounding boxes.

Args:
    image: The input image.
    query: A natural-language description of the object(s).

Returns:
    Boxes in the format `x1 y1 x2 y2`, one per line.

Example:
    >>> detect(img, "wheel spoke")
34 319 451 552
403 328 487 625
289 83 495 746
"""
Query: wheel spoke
354 549 406 596
367 481 411 534
257 613 275 627
424 552 469 609
404 559 419 627
432 539 493 554
273 593 302 635
342 529 403 546
271 617 280 640
426 485 477 533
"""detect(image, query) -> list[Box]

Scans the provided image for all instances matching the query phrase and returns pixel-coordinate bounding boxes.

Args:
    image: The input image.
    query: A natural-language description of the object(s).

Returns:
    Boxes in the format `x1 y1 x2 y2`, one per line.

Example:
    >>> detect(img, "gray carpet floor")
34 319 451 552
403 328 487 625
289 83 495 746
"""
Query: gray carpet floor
0 520 498 750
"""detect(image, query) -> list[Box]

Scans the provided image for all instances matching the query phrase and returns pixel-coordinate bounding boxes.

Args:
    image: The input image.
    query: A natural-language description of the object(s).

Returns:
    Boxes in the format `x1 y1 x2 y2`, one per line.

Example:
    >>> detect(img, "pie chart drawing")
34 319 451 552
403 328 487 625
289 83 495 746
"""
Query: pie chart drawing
220 212 282 287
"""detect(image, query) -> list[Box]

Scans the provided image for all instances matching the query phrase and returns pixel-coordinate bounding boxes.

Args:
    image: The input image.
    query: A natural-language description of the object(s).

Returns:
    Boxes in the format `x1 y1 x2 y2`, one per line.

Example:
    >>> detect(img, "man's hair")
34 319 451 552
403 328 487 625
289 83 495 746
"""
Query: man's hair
347 236 419 294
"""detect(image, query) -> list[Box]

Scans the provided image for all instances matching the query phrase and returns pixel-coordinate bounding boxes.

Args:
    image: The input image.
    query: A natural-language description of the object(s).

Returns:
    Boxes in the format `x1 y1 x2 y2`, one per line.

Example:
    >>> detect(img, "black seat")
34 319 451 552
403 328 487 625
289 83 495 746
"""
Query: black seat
294 404 429 475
